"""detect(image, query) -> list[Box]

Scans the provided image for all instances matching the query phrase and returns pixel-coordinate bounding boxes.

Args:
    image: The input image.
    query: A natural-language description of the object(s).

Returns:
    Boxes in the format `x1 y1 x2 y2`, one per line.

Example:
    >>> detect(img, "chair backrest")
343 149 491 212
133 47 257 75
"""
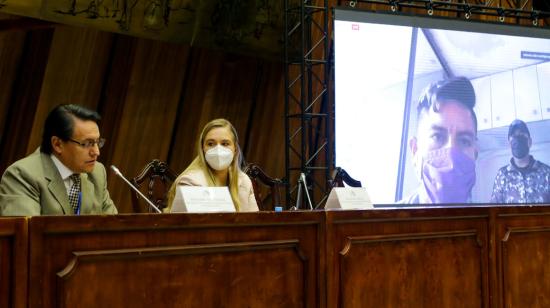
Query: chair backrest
131 159 177 213
244 163 284 211
330 167 362 188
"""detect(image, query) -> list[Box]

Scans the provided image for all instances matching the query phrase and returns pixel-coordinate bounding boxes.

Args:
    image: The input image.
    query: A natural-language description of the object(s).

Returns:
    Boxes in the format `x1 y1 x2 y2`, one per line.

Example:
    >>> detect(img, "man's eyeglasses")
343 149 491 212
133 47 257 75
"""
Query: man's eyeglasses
68 138 106 149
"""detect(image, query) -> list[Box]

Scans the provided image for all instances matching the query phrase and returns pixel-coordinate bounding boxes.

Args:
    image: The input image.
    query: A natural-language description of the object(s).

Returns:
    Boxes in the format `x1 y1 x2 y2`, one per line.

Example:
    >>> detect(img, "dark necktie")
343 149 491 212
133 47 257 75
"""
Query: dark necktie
68 174 81 213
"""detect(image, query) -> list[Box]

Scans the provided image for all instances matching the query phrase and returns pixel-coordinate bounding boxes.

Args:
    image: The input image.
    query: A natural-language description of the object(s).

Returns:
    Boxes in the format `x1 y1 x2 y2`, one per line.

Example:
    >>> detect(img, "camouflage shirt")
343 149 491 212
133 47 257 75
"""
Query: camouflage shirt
490 156 550 204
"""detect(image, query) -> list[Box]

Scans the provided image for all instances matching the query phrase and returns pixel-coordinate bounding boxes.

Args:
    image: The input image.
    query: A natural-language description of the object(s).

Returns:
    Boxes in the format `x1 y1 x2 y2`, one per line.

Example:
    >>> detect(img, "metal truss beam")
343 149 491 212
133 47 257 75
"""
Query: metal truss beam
285 0 330 210
347 0 550 25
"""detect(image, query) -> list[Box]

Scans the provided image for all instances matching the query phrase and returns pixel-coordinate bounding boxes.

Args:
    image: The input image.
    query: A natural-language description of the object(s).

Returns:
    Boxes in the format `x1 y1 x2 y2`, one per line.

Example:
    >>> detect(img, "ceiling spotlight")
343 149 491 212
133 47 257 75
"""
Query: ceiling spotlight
497 7 505 22
426 1 434 15
464 4 472 19
389 0 398 11
349 0 357 7
531 10 539 26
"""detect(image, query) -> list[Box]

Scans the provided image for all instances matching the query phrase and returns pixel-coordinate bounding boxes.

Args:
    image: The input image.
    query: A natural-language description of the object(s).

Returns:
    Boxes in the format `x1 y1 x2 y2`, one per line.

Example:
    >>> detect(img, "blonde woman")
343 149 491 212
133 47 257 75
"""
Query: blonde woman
166 119 258 212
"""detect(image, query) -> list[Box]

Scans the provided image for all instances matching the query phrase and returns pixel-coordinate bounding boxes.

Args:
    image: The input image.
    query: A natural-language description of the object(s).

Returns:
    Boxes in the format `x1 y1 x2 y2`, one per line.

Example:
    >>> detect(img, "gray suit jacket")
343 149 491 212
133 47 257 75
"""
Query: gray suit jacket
0 149 117 216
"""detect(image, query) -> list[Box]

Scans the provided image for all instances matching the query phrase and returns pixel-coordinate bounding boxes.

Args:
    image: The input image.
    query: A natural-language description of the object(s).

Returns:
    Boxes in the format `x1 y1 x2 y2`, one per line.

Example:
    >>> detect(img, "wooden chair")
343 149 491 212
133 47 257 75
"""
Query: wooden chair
330 167 362 188
244 163 284 211
131 159 177 213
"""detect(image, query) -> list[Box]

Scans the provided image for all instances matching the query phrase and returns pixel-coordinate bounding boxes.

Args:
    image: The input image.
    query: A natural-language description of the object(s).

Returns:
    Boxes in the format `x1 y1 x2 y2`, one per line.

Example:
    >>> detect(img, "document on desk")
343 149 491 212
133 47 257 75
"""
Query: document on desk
325 187 373 210
171 186 236 213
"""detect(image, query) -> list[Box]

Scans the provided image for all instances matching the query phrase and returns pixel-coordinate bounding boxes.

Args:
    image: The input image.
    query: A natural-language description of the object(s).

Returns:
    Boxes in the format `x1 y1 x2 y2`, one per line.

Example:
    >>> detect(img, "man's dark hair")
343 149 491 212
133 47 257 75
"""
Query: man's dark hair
417 76 478 132
41 104 101 154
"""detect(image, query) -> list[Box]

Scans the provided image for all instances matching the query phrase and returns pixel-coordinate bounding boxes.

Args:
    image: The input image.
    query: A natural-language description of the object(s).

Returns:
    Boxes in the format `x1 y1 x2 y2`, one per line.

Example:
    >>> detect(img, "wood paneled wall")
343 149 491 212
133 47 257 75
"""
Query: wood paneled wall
0 16 285 213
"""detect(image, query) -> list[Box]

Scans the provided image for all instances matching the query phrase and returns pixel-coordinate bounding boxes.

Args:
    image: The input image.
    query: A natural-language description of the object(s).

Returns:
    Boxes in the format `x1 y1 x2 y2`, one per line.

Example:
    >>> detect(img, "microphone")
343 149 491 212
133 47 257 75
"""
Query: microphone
110 165 162 213
292 175 303 210
301 172 313 210
330 167 342 188
290 172 313 211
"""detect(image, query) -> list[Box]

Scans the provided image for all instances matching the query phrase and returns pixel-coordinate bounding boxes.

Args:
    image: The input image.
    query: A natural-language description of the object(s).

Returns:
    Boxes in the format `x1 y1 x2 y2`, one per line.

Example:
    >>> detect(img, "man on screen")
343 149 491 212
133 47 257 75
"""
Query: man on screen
490 119 550 204
402 77 478 204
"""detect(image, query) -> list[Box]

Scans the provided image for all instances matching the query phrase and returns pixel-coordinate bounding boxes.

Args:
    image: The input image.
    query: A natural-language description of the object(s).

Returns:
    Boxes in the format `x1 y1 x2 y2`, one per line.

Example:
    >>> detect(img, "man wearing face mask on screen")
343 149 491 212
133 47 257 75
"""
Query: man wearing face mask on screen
490 120 550 204
401 77 478 204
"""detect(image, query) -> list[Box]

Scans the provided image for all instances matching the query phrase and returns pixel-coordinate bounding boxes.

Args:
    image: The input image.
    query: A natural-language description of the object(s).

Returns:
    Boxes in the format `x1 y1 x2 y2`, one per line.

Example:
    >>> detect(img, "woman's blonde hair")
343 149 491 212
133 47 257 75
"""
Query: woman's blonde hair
166 118 243 211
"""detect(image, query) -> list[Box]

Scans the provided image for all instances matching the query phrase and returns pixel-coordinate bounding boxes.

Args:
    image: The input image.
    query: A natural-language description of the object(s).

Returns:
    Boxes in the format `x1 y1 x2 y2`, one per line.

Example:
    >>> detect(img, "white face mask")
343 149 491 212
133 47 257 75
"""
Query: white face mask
205 145 234 171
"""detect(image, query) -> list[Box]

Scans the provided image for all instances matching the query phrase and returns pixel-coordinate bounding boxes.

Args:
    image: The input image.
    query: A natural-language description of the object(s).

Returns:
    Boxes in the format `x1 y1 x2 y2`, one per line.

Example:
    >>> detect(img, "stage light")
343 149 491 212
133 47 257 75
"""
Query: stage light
463 4 472 19
497 7 506 22
349 0 357 7
426 1 434 16
389 0 398 11
531 10 539 26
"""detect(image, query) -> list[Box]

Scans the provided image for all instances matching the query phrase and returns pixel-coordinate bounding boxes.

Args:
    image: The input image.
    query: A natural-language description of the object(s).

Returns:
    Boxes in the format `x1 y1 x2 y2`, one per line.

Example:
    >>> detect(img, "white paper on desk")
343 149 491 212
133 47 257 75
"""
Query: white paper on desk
171 186 236 213
325 187 373 210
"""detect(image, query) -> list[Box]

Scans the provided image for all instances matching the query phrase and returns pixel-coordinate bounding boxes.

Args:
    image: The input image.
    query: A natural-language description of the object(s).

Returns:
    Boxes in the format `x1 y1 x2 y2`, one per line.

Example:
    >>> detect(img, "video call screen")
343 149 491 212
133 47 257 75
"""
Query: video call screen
334 9 550 205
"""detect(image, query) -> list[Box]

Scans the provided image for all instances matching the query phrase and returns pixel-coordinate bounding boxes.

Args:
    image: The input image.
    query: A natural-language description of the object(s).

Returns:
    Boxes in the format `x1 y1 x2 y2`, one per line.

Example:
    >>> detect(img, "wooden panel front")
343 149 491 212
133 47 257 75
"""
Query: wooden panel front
327 208 490 308
496 208 550 308
56 241 305 308
0 217 28 308
29 212 323 308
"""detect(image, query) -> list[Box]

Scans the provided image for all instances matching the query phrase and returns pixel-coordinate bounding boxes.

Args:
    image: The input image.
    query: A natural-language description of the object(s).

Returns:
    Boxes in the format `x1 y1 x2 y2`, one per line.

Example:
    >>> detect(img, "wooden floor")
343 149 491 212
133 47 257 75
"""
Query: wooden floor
1 206 549 307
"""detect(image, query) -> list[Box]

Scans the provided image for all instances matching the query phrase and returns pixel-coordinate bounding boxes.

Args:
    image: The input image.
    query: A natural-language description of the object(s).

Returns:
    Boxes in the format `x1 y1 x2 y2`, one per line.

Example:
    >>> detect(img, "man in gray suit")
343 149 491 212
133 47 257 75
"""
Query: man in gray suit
0 104 117 215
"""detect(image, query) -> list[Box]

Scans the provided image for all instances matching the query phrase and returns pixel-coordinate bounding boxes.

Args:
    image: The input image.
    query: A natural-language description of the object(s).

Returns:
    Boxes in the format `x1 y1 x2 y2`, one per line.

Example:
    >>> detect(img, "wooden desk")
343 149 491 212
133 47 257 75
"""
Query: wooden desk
2 206 550 307
493 206 550 308
0 217 27 308
326 207 490 308
28 212 323 308
325 206 550 308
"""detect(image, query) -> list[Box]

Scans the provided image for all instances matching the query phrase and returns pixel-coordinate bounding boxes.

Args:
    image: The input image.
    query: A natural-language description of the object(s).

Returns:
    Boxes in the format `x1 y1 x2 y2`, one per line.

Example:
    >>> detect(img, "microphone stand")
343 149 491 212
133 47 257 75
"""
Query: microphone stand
301 173 313 210
293 176 303 210
291 172 313 210
110 165 162 213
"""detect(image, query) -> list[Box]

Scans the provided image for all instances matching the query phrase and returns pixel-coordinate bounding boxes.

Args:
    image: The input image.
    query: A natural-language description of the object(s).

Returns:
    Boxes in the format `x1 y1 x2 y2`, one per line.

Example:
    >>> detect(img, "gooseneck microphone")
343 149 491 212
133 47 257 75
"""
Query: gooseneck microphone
110 165 162 213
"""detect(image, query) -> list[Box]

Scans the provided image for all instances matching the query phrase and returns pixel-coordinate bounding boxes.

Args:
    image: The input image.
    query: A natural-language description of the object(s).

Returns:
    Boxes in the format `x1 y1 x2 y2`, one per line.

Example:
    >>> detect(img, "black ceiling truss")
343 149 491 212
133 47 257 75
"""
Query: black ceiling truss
346 0 550 25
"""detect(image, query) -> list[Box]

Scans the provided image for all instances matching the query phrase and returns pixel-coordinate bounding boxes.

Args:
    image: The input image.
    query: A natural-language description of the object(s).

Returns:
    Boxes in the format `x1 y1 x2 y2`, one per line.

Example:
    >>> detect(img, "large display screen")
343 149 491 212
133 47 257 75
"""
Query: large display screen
334 9 550 205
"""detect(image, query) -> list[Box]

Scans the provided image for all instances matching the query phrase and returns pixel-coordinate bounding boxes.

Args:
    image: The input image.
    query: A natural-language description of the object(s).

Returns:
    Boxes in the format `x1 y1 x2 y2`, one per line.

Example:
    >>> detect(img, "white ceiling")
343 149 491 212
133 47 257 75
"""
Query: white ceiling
418 28 550 79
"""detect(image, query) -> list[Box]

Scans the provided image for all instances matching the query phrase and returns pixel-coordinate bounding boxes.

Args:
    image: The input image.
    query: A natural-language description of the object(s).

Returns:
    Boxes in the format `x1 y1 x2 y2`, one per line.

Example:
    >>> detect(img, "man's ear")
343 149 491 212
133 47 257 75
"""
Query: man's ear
528 136 533 149
51 136 63 155
409 136 421 171
409 137 418 156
